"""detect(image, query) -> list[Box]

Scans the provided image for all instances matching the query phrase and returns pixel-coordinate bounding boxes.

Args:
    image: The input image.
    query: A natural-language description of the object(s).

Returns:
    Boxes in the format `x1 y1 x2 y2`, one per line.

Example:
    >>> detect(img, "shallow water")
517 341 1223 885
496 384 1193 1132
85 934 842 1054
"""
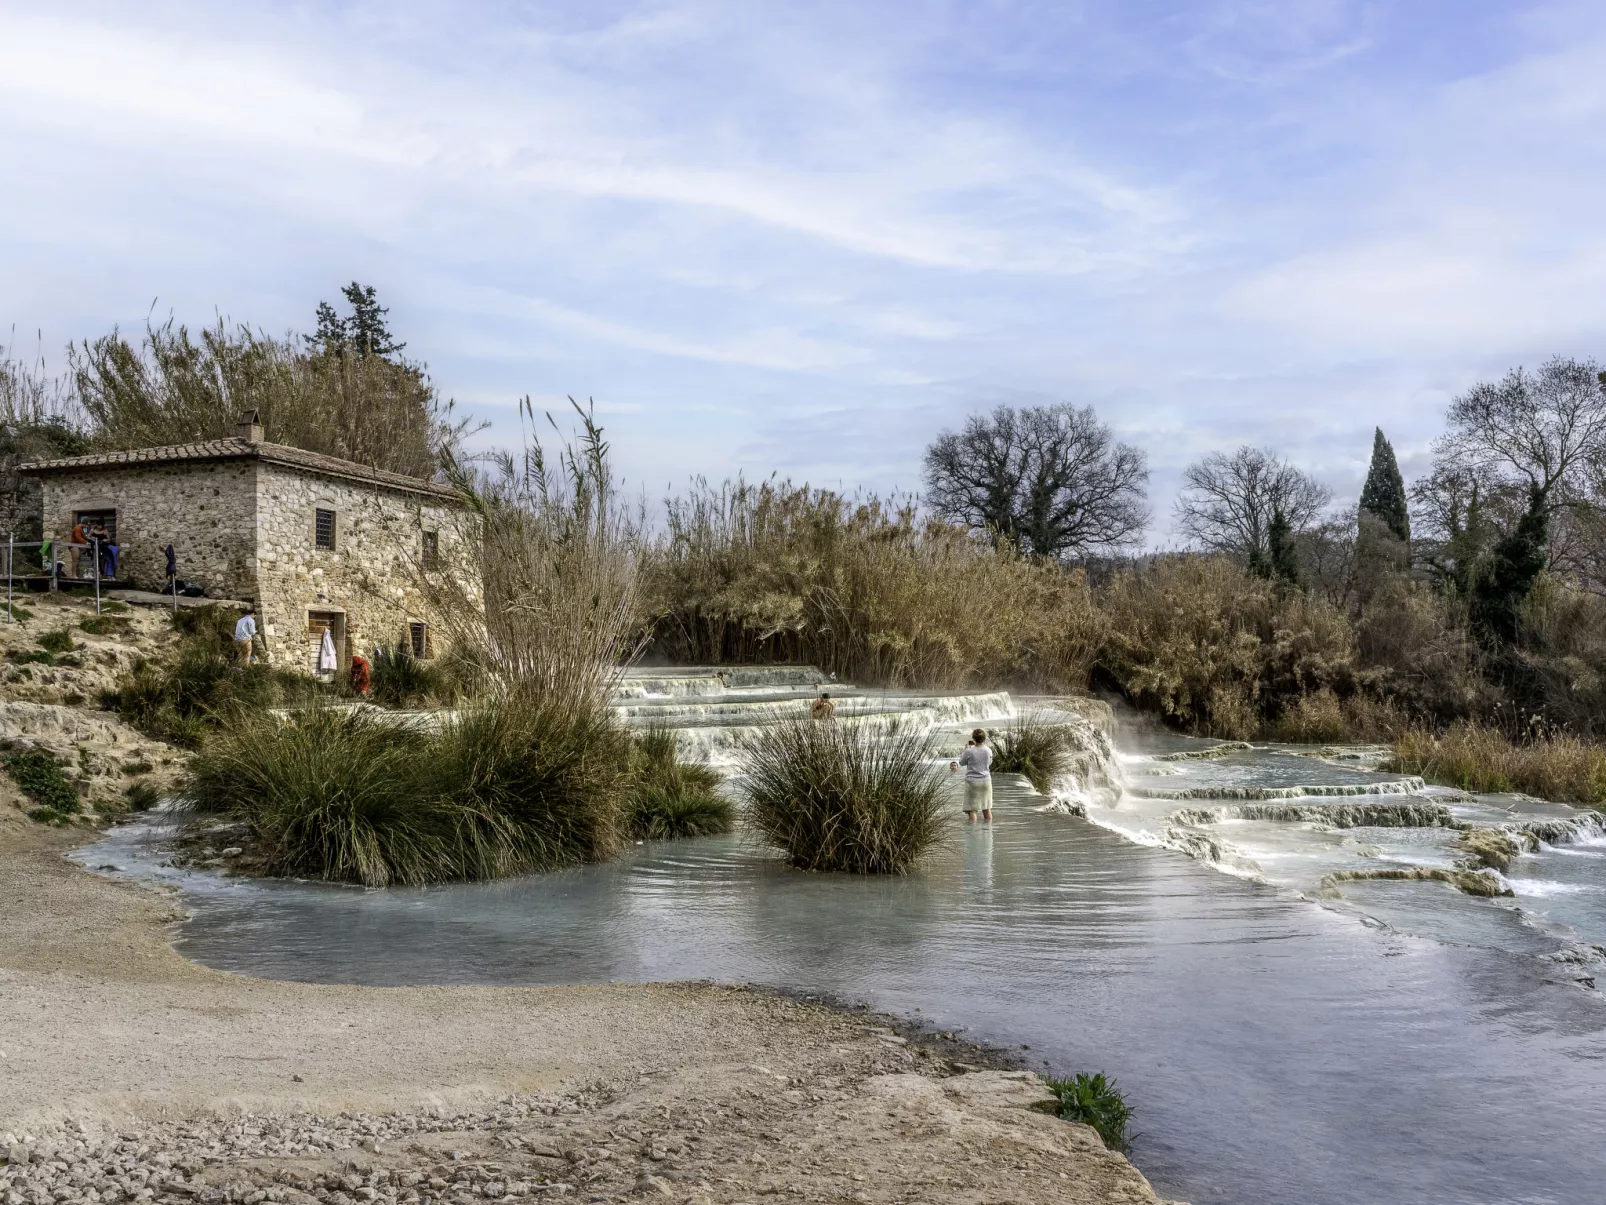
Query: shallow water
86 772 1606 1205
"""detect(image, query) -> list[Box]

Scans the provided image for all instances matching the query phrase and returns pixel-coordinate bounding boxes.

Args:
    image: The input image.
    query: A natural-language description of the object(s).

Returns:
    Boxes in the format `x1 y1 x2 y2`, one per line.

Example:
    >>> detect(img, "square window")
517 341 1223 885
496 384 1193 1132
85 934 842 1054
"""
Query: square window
409 621 430 659
421 530 439 571
315 508 336 550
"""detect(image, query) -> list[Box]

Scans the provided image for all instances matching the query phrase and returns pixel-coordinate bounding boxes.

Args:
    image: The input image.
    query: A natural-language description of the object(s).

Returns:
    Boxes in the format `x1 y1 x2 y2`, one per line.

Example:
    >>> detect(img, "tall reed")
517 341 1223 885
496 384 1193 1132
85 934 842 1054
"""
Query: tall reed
739 716 948 873
625 723 732 839
644 478 1101 690
426 398 643 710
1392 723 1606 804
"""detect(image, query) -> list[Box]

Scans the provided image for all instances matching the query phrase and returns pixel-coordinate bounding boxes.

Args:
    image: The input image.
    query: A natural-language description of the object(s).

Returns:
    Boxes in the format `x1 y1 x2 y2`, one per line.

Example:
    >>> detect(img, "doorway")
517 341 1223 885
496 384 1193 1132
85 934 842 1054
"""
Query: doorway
306 609 347 676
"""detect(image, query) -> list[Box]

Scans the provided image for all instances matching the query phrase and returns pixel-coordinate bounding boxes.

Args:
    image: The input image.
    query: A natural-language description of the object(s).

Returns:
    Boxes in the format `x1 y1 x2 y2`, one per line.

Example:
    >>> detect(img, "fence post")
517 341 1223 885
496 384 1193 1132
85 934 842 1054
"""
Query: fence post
6 533 12 623
92 538 101 615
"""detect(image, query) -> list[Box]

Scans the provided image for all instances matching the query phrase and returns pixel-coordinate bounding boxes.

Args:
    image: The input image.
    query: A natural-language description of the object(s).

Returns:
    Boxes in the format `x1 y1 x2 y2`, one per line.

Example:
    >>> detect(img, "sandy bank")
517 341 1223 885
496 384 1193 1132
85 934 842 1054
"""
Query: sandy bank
0 817 1179 1204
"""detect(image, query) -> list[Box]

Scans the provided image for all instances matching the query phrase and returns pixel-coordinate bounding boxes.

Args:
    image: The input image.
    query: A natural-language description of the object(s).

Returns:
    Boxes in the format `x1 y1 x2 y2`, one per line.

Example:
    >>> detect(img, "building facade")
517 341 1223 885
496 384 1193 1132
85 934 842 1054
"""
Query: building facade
21 419 471 675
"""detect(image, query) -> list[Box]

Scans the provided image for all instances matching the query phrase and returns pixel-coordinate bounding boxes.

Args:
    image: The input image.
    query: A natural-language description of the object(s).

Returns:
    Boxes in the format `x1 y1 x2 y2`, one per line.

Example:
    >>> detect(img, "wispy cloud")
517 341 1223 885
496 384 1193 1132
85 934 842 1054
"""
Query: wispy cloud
2 0 1604 540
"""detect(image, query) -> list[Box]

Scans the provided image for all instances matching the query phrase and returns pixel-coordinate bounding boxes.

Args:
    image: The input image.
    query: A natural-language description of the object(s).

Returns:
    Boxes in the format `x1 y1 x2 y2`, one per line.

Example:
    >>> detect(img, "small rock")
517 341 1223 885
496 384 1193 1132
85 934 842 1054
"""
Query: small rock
633 1176 673 1198
6 1143 27 1165
220 848 243 858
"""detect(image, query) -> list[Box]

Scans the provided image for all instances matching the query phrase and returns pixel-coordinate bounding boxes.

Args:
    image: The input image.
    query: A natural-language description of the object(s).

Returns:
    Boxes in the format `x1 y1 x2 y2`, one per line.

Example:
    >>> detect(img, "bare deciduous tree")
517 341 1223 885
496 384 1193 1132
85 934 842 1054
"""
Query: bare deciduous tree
1436 356 1606 508
1174 446 1331 563
923 403 1148 559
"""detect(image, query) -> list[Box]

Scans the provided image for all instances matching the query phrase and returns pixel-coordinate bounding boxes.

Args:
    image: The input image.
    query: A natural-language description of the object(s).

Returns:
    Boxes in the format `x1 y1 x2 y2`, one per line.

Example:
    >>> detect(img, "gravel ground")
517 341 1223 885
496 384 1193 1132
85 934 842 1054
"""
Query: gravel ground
0 812 1179 1205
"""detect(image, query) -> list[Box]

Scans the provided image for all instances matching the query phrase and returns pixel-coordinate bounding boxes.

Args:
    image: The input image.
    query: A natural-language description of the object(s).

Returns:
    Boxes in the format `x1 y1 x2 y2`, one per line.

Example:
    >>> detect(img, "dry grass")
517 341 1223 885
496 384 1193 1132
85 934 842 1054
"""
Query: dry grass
1391 723 1606 804
644 478 1101 690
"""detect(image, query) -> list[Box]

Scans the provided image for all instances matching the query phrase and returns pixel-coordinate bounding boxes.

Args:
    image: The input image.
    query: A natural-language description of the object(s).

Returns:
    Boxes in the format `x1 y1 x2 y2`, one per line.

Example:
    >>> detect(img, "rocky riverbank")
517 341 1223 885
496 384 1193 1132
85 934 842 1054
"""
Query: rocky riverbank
0 817 1179 1205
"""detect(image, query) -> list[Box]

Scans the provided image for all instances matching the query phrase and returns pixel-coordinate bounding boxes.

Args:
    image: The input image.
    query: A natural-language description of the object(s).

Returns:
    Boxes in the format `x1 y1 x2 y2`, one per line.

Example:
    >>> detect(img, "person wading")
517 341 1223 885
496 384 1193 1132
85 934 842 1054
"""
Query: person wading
810 691 835 720
952 728 994 822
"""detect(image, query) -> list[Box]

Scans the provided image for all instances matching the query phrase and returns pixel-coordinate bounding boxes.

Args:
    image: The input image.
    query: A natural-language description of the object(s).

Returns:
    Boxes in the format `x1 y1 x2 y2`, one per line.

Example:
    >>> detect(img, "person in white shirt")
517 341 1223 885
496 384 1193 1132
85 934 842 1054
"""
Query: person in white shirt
951 728 994 822
234 609 257 667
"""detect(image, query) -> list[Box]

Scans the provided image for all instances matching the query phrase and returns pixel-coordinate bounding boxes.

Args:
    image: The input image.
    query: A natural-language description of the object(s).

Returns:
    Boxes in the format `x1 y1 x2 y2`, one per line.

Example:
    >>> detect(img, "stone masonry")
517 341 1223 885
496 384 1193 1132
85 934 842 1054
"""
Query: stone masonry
22 428 471 674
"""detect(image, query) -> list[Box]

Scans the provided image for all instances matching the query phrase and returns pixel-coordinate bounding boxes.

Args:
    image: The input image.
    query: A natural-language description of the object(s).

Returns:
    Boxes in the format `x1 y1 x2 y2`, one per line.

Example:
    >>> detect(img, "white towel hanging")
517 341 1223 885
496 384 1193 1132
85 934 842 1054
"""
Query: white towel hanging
318 627 337 672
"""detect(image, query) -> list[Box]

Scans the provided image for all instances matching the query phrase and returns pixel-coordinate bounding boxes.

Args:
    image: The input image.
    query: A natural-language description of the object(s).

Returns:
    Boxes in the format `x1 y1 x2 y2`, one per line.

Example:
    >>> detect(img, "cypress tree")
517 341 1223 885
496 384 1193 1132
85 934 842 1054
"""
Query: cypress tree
1359 428 1410 544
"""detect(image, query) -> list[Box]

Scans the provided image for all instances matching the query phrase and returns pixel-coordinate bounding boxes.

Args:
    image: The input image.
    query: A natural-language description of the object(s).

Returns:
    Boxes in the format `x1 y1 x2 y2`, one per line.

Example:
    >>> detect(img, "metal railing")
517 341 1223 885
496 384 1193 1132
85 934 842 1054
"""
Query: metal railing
5 533 182 619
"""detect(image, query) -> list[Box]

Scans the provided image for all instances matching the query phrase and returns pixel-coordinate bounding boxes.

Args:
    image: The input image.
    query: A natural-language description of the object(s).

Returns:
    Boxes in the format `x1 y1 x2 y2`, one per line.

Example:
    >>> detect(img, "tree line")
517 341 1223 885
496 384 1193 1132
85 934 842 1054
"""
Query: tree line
921 357 1606 653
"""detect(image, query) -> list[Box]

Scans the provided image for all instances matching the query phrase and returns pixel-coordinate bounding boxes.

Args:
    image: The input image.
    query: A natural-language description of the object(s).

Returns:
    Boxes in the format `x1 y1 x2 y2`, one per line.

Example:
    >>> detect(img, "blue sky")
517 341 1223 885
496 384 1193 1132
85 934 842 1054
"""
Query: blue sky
3 1 1604 539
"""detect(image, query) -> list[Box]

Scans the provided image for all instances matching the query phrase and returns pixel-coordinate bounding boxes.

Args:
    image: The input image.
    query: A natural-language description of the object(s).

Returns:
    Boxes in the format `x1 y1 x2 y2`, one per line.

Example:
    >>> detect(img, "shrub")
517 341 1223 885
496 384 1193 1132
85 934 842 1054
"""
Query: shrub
739 716 948 873
1391 724 1606 804
625 723 731 839
1096 555 1357 739
991 713 1073 793
1042 1072 1133 1152
186 697 629 886
11 649 55 666
109 607 313 747
37 628 75 654
369 644 449 707
4 751 80 815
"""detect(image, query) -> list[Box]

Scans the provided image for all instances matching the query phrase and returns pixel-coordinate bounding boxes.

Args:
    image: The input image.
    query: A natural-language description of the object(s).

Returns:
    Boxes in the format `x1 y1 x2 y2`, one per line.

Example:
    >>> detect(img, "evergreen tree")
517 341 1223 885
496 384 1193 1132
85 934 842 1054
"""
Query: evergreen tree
303 283 405 359
1267 506 1301 589
1472 485 1548 646
1359 427 1409 544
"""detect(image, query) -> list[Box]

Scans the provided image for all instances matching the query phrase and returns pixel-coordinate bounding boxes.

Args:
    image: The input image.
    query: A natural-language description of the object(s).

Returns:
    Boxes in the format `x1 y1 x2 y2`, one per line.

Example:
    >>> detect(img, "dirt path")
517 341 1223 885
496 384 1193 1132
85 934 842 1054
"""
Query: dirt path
0 818 1178 1204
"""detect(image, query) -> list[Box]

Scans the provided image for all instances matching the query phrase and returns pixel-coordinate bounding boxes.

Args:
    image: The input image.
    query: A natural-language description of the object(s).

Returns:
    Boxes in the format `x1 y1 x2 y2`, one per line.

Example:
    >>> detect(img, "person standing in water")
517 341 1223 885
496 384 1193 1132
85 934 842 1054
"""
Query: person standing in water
951 728 994 822
811 691 835 720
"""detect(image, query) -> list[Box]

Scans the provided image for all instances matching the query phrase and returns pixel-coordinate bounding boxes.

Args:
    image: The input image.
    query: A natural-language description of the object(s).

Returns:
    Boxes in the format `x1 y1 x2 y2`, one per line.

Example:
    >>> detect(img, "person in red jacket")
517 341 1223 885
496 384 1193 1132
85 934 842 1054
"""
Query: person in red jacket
349 652 371 696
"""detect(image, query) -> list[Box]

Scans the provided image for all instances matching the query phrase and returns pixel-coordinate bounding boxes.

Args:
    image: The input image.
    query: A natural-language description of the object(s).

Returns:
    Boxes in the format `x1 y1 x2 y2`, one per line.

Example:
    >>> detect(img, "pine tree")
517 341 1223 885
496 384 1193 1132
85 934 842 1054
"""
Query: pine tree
303 284 405 359
341 282 404 358
1359 427 1410 544
1267 506 1301 589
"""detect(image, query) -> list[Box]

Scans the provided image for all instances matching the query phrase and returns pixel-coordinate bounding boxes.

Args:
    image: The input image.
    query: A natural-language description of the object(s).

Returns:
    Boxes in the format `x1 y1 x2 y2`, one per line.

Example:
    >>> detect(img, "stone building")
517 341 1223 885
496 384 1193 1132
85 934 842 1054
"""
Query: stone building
19 415 470 675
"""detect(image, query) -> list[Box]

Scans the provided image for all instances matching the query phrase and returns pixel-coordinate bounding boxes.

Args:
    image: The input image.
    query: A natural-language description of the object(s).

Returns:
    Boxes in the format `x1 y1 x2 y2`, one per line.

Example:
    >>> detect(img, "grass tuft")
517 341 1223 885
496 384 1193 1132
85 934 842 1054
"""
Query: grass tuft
185 699 629 886
1042 1072 1134 1153
124 780 162 812
991 713 1073 794
625 723 731 839
739 716 948 873
37 628 75 654
369 644 451 707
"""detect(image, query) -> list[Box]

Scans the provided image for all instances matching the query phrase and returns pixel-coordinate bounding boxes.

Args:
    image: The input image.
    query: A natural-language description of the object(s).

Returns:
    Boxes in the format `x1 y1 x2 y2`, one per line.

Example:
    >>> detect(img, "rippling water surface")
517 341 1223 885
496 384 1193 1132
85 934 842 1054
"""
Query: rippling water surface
87 765 1606 1205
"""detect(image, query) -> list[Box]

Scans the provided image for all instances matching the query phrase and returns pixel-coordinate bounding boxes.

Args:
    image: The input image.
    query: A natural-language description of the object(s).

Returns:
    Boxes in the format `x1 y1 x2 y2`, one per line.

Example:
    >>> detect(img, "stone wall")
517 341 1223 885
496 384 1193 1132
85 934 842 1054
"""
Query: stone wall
253 462 464 674
38 462 258 596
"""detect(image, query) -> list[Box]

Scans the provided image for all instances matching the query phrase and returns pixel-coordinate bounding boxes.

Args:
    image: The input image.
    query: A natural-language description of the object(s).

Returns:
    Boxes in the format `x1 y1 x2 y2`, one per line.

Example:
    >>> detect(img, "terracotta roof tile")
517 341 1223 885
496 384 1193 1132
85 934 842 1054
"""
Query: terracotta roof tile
19 438 460 501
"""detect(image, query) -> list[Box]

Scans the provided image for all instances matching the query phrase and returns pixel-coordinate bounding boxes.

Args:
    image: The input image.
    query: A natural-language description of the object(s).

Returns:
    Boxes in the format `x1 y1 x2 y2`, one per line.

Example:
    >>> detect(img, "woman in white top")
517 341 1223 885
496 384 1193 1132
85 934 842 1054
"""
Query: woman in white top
953 728 993 823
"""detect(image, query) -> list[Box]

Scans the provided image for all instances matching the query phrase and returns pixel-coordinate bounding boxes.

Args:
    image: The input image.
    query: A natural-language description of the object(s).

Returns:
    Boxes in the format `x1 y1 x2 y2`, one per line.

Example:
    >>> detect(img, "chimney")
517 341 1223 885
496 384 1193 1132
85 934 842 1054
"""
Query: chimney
238 410 264 443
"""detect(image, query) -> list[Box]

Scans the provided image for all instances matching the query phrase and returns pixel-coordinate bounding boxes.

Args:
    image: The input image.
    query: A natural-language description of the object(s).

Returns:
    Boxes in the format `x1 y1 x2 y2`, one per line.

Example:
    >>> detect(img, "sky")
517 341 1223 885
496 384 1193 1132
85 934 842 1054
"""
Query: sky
3 0 1605 541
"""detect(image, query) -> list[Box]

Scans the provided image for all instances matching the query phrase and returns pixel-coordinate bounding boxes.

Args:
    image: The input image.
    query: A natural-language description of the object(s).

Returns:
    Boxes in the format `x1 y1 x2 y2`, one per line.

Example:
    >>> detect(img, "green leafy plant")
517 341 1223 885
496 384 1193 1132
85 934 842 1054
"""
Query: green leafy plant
4 750 81 816
5 604 34 622
10 649 55 666
739 716 948 874
1042 1072 1133 1153
625 723 731 839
